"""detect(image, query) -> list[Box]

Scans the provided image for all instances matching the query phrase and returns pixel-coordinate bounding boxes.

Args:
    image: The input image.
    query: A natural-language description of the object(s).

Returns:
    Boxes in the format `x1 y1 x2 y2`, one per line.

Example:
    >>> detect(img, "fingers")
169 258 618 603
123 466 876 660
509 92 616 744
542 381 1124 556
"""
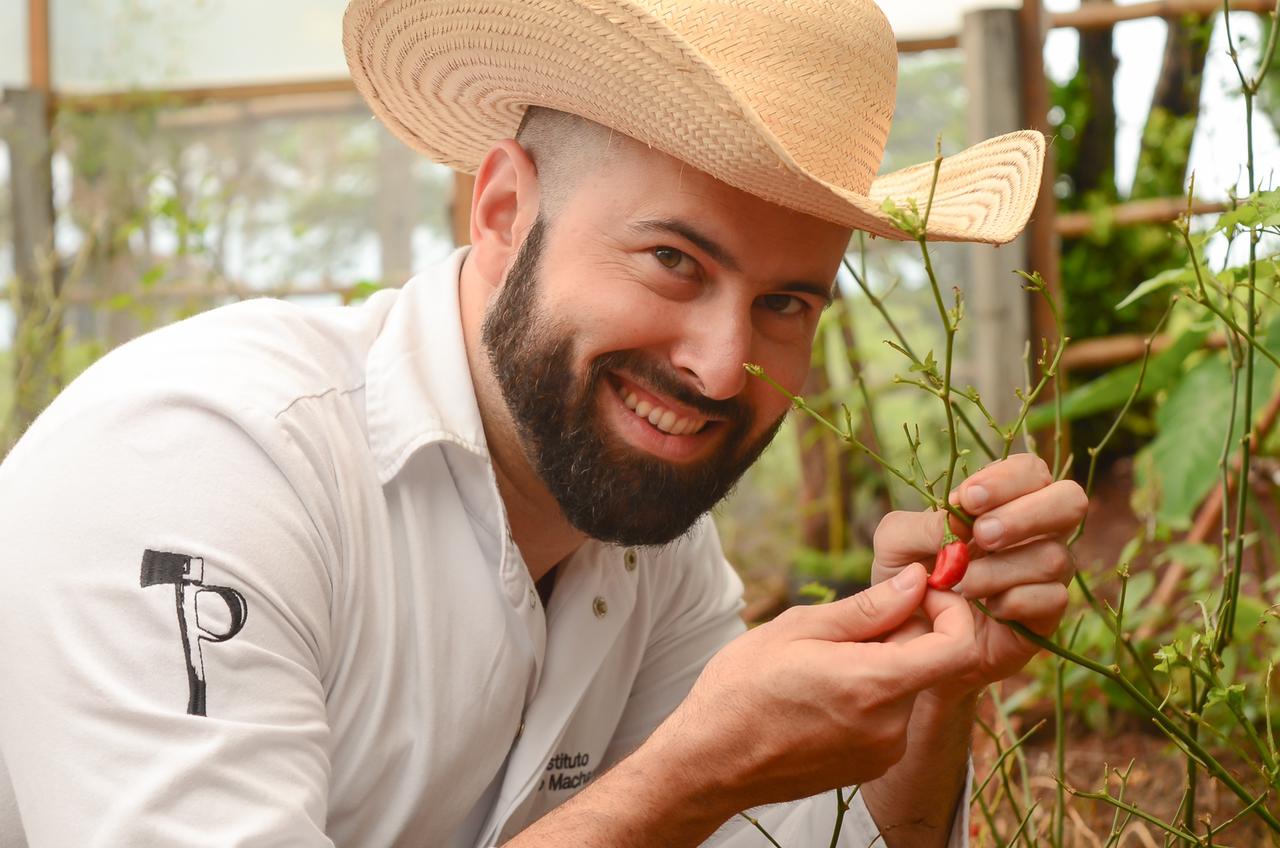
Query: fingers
772 563 928 643
969 480 1087 551
983 581 1070 636
852 588 977 694
952 453 1054 516
872 508 953 573
957 539 1075 598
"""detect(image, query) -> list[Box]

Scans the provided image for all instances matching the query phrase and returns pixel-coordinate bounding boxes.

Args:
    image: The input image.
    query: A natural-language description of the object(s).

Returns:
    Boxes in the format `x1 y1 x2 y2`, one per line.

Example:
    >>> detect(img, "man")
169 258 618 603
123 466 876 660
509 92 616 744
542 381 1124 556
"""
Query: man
0 0 1086 845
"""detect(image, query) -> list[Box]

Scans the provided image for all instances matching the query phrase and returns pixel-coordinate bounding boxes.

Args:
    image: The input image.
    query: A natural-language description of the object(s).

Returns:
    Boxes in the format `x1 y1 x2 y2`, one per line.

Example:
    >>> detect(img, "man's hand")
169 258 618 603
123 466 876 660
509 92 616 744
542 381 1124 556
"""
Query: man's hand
644 564 977 813
872 453 1088 696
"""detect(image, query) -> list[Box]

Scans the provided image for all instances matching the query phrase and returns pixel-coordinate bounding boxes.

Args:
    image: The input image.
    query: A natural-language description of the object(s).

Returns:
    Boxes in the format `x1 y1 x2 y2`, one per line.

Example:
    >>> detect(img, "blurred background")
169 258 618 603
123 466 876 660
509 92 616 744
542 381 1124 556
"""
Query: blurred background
0 0 1276 599
7 1 1280 839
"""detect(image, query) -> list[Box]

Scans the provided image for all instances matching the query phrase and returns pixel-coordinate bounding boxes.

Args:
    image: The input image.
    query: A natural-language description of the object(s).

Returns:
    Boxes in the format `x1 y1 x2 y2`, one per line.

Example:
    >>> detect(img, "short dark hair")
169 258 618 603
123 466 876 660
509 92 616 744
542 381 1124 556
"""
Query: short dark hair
514 106 624 217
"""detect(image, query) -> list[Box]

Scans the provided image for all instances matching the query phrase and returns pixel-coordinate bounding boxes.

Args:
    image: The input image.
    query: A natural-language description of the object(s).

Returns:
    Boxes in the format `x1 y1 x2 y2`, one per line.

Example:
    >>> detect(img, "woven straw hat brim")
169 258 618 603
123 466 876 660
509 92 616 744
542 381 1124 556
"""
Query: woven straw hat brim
344 0 1045 245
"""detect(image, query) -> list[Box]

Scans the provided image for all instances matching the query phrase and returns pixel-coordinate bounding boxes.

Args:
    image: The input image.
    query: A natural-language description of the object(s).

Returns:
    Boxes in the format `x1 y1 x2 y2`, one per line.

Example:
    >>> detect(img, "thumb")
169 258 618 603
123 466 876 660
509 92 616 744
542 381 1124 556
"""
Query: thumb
777 563 928 643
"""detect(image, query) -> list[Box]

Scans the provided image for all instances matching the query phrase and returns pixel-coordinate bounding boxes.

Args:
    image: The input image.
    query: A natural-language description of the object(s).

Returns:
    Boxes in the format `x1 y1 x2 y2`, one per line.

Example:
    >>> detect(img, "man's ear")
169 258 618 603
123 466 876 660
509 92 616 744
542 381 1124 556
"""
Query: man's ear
468 139 542 287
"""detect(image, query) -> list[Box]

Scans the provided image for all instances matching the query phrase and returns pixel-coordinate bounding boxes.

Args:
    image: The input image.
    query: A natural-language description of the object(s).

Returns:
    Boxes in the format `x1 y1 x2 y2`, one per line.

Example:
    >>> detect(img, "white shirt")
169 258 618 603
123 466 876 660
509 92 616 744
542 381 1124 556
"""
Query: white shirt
0 248 967 847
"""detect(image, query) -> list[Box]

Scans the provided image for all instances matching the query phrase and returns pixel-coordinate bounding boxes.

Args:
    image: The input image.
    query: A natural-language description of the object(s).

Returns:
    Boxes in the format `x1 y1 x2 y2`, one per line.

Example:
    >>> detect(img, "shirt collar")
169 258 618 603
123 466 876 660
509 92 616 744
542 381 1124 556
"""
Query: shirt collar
365 246 489 484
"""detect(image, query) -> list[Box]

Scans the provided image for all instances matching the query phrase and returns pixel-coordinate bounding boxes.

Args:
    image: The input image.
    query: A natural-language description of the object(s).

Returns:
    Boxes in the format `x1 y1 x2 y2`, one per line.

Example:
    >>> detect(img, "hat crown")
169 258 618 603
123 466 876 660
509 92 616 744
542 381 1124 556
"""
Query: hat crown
646 0 898 194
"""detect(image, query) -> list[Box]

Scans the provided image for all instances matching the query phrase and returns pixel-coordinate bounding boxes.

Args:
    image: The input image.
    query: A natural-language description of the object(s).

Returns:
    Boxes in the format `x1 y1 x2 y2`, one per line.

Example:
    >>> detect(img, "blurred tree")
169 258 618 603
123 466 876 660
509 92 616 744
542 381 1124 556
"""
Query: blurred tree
1052 7 1217 464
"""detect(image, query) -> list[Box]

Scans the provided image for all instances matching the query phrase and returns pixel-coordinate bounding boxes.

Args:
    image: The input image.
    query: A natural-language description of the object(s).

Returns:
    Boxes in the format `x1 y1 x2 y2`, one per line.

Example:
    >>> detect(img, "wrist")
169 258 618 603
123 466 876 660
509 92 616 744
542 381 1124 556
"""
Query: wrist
918 682 983 712
606 709 747 838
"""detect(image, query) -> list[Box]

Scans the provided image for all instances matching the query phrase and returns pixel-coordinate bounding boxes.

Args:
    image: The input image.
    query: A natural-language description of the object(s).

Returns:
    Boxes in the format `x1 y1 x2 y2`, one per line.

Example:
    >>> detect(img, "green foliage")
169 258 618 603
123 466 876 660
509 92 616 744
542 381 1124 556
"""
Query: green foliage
1138 323 1280 529
794 582 837 605
791 546 872 586
1023 327 1210 431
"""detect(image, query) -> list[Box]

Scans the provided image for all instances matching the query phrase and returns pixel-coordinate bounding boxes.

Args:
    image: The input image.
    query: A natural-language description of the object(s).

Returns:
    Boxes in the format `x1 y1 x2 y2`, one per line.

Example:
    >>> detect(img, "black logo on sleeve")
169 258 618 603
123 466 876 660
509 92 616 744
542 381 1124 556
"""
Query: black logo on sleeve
140 549 248 717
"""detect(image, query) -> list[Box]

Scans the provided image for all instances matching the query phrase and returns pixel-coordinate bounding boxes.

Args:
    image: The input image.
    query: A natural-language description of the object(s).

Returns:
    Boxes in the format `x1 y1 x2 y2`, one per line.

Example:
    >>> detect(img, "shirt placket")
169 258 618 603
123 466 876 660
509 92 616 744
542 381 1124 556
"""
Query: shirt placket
477 544 639 845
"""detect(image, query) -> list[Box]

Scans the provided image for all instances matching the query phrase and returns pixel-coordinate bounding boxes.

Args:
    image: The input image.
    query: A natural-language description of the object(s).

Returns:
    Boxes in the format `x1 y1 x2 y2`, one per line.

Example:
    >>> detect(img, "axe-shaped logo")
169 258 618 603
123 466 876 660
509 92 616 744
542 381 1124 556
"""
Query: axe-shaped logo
140 549 248 716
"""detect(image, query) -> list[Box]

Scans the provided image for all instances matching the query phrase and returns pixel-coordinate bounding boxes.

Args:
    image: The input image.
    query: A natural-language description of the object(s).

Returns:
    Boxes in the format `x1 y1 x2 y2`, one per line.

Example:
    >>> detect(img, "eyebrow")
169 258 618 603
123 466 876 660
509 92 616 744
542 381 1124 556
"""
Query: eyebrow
630 217 836 305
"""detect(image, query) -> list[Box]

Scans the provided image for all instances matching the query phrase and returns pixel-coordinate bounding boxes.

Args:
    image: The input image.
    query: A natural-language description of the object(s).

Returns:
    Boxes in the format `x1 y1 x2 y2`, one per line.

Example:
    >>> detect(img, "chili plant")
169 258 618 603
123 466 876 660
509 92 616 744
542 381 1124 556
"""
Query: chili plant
742 3 1280 844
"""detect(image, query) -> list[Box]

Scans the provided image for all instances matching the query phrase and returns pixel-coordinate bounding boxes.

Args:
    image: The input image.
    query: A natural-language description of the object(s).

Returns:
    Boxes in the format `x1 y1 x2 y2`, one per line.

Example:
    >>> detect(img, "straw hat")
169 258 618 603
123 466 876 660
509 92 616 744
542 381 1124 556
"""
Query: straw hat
343 0 1045 244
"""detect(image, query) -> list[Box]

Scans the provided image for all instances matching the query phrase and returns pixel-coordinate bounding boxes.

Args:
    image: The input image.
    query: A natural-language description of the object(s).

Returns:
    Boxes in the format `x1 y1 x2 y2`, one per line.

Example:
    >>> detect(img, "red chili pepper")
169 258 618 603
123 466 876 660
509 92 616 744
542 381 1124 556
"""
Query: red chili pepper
927 538 970 590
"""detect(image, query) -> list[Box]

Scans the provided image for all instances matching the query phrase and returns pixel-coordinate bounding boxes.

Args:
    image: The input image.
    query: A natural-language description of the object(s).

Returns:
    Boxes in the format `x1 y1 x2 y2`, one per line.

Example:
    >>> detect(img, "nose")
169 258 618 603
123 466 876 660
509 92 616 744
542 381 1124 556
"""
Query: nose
667 300 754 401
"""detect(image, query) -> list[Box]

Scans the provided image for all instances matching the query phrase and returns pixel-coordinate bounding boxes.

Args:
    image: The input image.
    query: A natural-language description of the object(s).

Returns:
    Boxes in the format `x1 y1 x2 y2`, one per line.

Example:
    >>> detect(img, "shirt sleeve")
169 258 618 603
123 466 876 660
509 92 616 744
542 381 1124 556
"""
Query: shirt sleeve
596 519 971 848
0 382 338 846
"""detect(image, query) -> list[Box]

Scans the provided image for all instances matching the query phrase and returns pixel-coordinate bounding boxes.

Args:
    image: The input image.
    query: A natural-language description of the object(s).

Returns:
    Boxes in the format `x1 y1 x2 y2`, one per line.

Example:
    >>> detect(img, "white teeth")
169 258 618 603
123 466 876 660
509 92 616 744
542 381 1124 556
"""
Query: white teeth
617 383 705 436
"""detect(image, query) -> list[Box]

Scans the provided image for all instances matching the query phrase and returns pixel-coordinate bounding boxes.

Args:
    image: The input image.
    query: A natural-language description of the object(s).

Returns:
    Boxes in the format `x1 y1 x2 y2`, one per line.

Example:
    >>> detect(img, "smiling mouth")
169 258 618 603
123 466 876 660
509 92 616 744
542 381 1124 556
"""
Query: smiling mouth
611 378 712 437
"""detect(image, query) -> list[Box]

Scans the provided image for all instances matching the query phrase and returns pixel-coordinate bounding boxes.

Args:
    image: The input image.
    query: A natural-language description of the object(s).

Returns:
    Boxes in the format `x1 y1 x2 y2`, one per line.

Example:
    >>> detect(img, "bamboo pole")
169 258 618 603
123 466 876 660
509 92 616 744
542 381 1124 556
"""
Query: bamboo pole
1061 331 1227 371
1056 196 1229 238
1053 0 1276 31
898 35 960 53
52 79 358 113
893 0 1277 53
35 0 1278 115
27 0 50 93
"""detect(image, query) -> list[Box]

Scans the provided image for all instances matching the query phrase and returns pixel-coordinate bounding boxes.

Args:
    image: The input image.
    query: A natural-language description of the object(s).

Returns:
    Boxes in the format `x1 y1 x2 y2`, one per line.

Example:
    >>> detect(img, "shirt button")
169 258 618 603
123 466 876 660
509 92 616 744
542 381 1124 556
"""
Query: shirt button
623 549 638 572
527 586 537 609
592 596 608 618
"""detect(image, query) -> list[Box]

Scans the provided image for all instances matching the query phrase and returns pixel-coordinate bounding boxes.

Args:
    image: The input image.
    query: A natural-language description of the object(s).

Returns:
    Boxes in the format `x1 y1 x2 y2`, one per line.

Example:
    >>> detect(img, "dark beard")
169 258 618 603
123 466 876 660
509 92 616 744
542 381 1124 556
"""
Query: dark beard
480 217 786 546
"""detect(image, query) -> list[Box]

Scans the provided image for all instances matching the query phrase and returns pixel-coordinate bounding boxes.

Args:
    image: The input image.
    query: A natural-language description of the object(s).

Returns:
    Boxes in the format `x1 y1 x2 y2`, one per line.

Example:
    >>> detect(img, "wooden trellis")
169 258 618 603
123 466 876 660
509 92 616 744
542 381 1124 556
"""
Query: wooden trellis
4 0 1275 434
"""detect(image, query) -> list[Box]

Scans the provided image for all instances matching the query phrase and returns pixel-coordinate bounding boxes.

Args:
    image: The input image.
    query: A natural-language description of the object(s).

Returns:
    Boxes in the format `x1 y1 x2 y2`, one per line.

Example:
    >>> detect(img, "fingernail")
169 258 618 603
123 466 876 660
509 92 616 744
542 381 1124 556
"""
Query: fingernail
975 517 1003 546
964 485 989 510
893 563 923 590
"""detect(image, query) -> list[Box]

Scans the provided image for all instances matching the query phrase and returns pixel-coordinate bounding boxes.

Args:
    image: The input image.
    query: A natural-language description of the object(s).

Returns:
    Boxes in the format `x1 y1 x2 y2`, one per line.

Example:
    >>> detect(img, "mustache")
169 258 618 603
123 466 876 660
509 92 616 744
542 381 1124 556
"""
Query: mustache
589 350 751 424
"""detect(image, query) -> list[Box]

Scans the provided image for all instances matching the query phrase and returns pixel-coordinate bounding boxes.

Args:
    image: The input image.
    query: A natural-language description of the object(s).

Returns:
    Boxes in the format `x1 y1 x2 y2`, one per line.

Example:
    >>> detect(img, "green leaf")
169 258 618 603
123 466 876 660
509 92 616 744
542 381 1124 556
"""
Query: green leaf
1212 189 1280 234
1154 542 1219 573
1115 266 1195 311
1022 328 1210 432
105 293 135 311
796 581 837 605
139 264 166 290
1142 319 1280 528
1204 683 1246 710
1153 640 1184 673
344 280 384 304
909 349 937 375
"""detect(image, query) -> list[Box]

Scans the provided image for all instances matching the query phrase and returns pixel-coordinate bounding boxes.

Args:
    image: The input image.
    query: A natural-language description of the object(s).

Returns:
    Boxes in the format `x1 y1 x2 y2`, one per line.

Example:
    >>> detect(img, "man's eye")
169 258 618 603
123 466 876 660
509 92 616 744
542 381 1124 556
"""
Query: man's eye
760 293 805 316
653 247 694 275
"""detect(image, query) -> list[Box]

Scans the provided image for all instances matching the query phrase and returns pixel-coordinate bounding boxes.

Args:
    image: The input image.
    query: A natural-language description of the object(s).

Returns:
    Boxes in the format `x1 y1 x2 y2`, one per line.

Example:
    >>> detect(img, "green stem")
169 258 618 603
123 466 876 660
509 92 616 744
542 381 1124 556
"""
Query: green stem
971 601 1280 834
1186 672 1199 845
745 364 973 528
917 232 962 502
992 689 1040 843
1064 784 1202 843
976 789 1007 848
738 813 784 848
842 259 998 462
972 719 1047 801
828 787 850 848
1007 802 1039 848
1112 568 1129 671
1103 762 1137 848
1069 298 1175 547
855 369 895 511
976 714 1033 846
1002 340 1068 460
